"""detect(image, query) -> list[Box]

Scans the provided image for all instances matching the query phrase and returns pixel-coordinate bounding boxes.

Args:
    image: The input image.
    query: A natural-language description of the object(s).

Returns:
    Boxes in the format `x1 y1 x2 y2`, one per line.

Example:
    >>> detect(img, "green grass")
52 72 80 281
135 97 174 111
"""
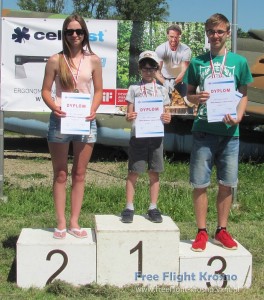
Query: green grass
0 157 264 299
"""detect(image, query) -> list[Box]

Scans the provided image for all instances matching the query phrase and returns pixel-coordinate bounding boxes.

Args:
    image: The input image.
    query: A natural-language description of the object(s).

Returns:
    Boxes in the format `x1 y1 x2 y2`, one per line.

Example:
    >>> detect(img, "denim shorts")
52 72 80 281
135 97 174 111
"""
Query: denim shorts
128 136 164 173
47 112 97 143
190 132 239 188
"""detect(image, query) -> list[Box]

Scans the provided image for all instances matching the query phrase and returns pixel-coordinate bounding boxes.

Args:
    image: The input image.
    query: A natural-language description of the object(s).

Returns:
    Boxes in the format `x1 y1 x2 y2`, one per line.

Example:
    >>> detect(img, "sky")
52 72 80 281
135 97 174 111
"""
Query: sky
1 0 263 32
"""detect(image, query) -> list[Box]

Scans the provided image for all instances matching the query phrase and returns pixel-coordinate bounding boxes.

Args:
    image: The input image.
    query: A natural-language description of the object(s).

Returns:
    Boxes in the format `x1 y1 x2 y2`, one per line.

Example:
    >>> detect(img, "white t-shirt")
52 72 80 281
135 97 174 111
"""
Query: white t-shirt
126 82 170 136
155 41 191 79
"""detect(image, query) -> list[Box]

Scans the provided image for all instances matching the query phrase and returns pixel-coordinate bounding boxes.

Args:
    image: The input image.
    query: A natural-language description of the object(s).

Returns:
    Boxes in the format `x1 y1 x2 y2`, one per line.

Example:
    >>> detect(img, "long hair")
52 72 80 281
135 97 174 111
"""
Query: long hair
59 14 94 90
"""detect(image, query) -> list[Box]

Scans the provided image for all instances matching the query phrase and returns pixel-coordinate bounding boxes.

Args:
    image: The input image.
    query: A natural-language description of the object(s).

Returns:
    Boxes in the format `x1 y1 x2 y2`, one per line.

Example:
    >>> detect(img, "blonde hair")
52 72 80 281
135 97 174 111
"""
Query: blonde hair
205 13 230 32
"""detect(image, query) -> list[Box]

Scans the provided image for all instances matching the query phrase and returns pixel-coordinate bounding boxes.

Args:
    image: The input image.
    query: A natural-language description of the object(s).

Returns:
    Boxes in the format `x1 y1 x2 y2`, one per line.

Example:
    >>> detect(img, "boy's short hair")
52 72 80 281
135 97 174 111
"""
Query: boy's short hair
205 13 230 32
166 24 182 35
138 50 159 69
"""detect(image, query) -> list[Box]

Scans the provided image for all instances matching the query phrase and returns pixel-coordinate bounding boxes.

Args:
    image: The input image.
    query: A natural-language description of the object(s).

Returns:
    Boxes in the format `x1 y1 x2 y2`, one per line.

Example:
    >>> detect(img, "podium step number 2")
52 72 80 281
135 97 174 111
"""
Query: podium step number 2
16 228 96 288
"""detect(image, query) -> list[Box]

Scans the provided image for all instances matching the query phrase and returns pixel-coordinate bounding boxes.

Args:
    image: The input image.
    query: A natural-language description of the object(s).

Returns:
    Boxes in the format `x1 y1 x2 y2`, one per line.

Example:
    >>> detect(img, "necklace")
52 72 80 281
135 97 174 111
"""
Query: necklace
209 48 227 78
63 53 84 92
140 80 157 97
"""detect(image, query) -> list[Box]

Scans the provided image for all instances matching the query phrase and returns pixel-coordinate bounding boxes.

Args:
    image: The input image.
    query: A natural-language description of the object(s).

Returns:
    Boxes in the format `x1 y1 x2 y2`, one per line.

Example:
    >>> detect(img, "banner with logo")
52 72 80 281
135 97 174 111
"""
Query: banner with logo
1 17 206 114
1 17 118 112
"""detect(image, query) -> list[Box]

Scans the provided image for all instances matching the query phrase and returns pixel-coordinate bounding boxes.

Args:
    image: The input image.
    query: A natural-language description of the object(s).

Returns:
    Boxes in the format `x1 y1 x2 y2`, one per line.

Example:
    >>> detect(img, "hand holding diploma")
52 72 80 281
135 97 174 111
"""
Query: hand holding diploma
204 77 240 123
134 97 164 138
60 92 91 135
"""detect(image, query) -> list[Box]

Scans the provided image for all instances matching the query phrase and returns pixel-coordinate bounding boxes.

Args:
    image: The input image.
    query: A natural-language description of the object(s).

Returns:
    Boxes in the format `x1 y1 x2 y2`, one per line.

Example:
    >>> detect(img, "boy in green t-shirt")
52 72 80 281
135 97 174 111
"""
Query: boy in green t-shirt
184 13 253 252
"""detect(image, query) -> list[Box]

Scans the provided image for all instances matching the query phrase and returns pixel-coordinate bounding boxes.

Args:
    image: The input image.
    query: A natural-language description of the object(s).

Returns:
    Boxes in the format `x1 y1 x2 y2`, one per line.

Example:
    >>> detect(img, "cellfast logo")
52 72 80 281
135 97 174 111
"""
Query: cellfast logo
12 27 30 43
12 26 105 43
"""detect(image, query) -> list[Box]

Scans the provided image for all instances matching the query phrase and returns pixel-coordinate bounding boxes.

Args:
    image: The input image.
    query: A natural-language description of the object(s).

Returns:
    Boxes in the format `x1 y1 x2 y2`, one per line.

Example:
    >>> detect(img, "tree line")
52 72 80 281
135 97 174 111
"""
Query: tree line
17 0 169 20
17 1 249 36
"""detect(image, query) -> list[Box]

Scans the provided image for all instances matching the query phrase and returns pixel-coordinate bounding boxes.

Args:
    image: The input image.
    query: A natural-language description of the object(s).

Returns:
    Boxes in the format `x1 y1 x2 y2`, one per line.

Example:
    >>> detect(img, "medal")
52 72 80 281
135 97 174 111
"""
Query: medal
210 48 227 78
63 53 83 93
140 80 157 97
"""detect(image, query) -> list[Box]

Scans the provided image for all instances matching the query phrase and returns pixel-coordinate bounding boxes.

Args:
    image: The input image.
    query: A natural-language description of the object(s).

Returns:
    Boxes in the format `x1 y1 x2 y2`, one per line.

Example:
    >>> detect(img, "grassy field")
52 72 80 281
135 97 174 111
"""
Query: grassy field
0 148 264 299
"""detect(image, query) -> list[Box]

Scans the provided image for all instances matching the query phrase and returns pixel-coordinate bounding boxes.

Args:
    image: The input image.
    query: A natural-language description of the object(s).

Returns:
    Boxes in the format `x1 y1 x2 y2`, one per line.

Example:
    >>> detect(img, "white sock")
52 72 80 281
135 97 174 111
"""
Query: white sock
126 203 134 210
149 203 157 210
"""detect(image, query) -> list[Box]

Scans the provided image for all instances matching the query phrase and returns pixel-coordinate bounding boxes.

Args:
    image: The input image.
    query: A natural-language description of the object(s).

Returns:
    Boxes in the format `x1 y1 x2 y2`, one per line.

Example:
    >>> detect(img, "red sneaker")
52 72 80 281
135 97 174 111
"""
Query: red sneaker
214 229 238 250
191 231 208 252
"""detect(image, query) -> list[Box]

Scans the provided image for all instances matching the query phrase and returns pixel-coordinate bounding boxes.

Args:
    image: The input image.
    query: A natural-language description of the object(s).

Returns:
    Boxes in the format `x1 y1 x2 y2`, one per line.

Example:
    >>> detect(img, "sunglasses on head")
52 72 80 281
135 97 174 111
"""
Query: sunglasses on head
64 29 85 36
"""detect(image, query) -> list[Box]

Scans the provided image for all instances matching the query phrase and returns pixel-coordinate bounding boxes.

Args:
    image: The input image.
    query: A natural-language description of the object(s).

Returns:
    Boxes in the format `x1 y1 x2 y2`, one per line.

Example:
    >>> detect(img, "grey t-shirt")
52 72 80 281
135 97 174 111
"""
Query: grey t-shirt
155 41 192 79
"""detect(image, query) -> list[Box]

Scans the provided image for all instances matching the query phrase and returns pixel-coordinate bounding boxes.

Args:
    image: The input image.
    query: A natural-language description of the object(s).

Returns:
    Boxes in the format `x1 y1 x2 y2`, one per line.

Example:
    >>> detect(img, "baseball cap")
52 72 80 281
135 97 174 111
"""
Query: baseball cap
138 50 159 64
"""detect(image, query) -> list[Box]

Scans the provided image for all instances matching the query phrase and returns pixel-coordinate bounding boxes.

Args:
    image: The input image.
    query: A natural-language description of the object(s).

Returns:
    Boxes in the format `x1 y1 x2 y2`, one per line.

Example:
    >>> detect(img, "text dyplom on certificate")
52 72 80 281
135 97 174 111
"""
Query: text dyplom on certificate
61 92 91 135
204 77 238 123
134 97 164 138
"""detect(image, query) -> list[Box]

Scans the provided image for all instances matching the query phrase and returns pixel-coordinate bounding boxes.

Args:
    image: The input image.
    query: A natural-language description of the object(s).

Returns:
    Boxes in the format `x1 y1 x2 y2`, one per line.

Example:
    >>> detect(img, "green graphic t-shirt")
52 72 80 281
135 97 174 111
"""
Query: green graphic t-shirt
184 51 253 136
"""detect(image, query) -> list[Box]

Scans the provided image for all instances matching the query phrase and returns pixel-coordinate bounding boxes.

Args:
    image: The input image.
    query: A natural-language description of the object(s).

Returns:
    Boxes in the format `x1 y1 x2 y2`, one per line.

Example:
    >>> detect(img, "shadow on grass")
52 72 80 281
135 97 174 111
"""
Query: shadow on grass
4 136 128 162
2 235 19 283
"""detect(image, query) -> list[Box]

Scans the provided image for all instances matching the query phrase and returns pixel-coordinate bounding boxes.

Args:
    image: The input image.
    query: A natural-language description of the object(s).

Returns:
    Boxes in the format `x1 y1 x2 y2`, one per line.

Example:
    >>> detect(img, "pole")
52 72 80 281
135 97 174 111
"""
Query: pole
231 0 238 53
231 0 239 208
0 0 8 202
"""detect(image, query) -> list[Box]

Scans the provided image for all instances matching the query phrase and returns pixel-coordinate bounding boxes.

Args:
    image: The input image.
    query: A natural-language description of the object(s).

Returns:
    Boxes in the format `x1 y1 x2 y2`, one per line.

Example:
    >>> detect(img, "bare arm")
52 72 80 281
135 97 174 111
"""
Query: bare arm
175 61 190 83
155 61 165 84
87 55 103 121
236 85 248 122
161 109 171 124
187 84 210 106
223 85 248 125
41 54 66 117
126 102 137 121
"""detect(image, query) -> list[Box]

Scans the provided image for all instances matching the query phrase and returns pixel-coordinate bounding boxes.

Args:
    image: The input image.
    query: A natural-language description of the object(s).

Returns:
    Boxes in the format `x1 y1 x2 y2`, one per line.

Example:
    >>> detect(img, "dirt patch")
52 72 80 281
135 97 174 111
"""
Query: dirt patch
3 137 127 189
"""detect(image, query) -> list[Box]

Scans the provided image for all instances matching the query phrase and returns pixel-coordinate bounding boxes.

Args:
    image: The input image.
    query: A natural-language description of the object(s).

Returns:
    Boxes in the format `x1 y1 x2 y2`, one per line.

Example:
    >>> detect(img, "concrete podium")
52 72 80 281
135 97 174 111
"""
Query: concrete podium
16 216 252 289
179 240 252 289
95 214 180 287
17 228 96 288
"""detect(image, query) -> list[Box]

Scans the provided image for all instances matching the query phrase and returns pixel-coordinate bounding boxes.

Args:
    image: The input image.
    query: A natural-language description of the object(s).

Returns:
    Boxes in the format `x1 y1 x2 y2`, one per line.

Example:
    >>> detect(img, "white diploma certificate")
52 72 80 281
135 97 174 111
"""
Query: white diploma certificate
205 77 237 123
134 97 164 138
60 92 91 135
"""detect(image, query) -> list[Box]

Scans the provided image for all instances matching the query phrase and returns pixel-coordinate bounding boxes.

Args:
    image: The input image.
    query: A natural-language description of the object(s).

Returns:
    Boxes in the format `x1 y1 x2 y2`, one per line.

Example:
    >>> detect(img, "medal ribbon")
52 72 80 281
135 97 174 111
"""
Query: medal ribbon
140 80 157 97
209 48 227 78
63 53 84 90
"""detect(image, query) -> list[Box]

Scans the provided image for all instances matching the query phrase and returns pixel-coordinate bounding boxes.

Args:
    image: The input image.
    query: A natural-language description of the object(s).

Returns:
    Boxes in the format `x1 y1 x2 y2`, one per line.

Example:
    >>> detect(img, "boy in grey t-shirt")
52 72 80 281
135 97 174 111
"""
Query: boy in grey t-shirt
121 50 171 223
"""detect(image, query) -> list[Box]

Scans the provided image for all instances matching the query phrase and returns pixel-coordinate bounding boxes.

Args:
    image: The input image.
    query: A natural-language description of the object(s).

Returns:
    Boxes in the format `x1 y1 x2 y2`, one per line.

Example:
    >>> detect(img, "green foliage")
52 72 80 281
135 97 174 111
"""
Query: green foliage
114 0 169 21
96 0 114 19
18 0 64 13
71 0 169 20
15 173 47 180
237 27 250 38
117 21 132 87
180 22 206 57
72 0 97 18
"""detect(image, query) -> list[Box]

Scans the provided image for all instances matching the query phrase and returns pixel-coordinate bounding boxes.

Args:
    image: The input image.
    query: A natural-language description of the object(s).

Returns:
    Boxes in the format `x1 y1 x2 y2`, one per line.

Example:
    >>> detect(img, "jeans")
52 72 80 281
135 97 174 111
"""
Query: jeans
190 132 239 188
47 112 97 143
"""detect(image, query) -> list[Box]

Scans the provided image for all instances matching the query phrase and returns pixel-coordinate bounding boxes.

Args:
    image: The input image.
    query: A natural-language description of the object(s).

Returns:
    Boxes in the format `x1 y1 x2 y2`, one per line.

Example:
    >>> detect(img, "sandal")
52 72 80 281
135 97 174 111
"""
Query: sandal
53 228 66 239
68 228 88 239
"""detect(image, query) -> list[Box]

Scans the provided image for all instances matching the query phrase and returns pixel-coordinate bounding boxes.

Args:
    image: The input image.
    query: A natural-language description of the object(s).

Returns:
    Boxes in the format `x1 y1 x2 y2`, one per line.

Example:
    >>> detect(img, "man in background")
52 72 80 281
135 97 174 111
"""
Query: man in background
155 24 192 97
